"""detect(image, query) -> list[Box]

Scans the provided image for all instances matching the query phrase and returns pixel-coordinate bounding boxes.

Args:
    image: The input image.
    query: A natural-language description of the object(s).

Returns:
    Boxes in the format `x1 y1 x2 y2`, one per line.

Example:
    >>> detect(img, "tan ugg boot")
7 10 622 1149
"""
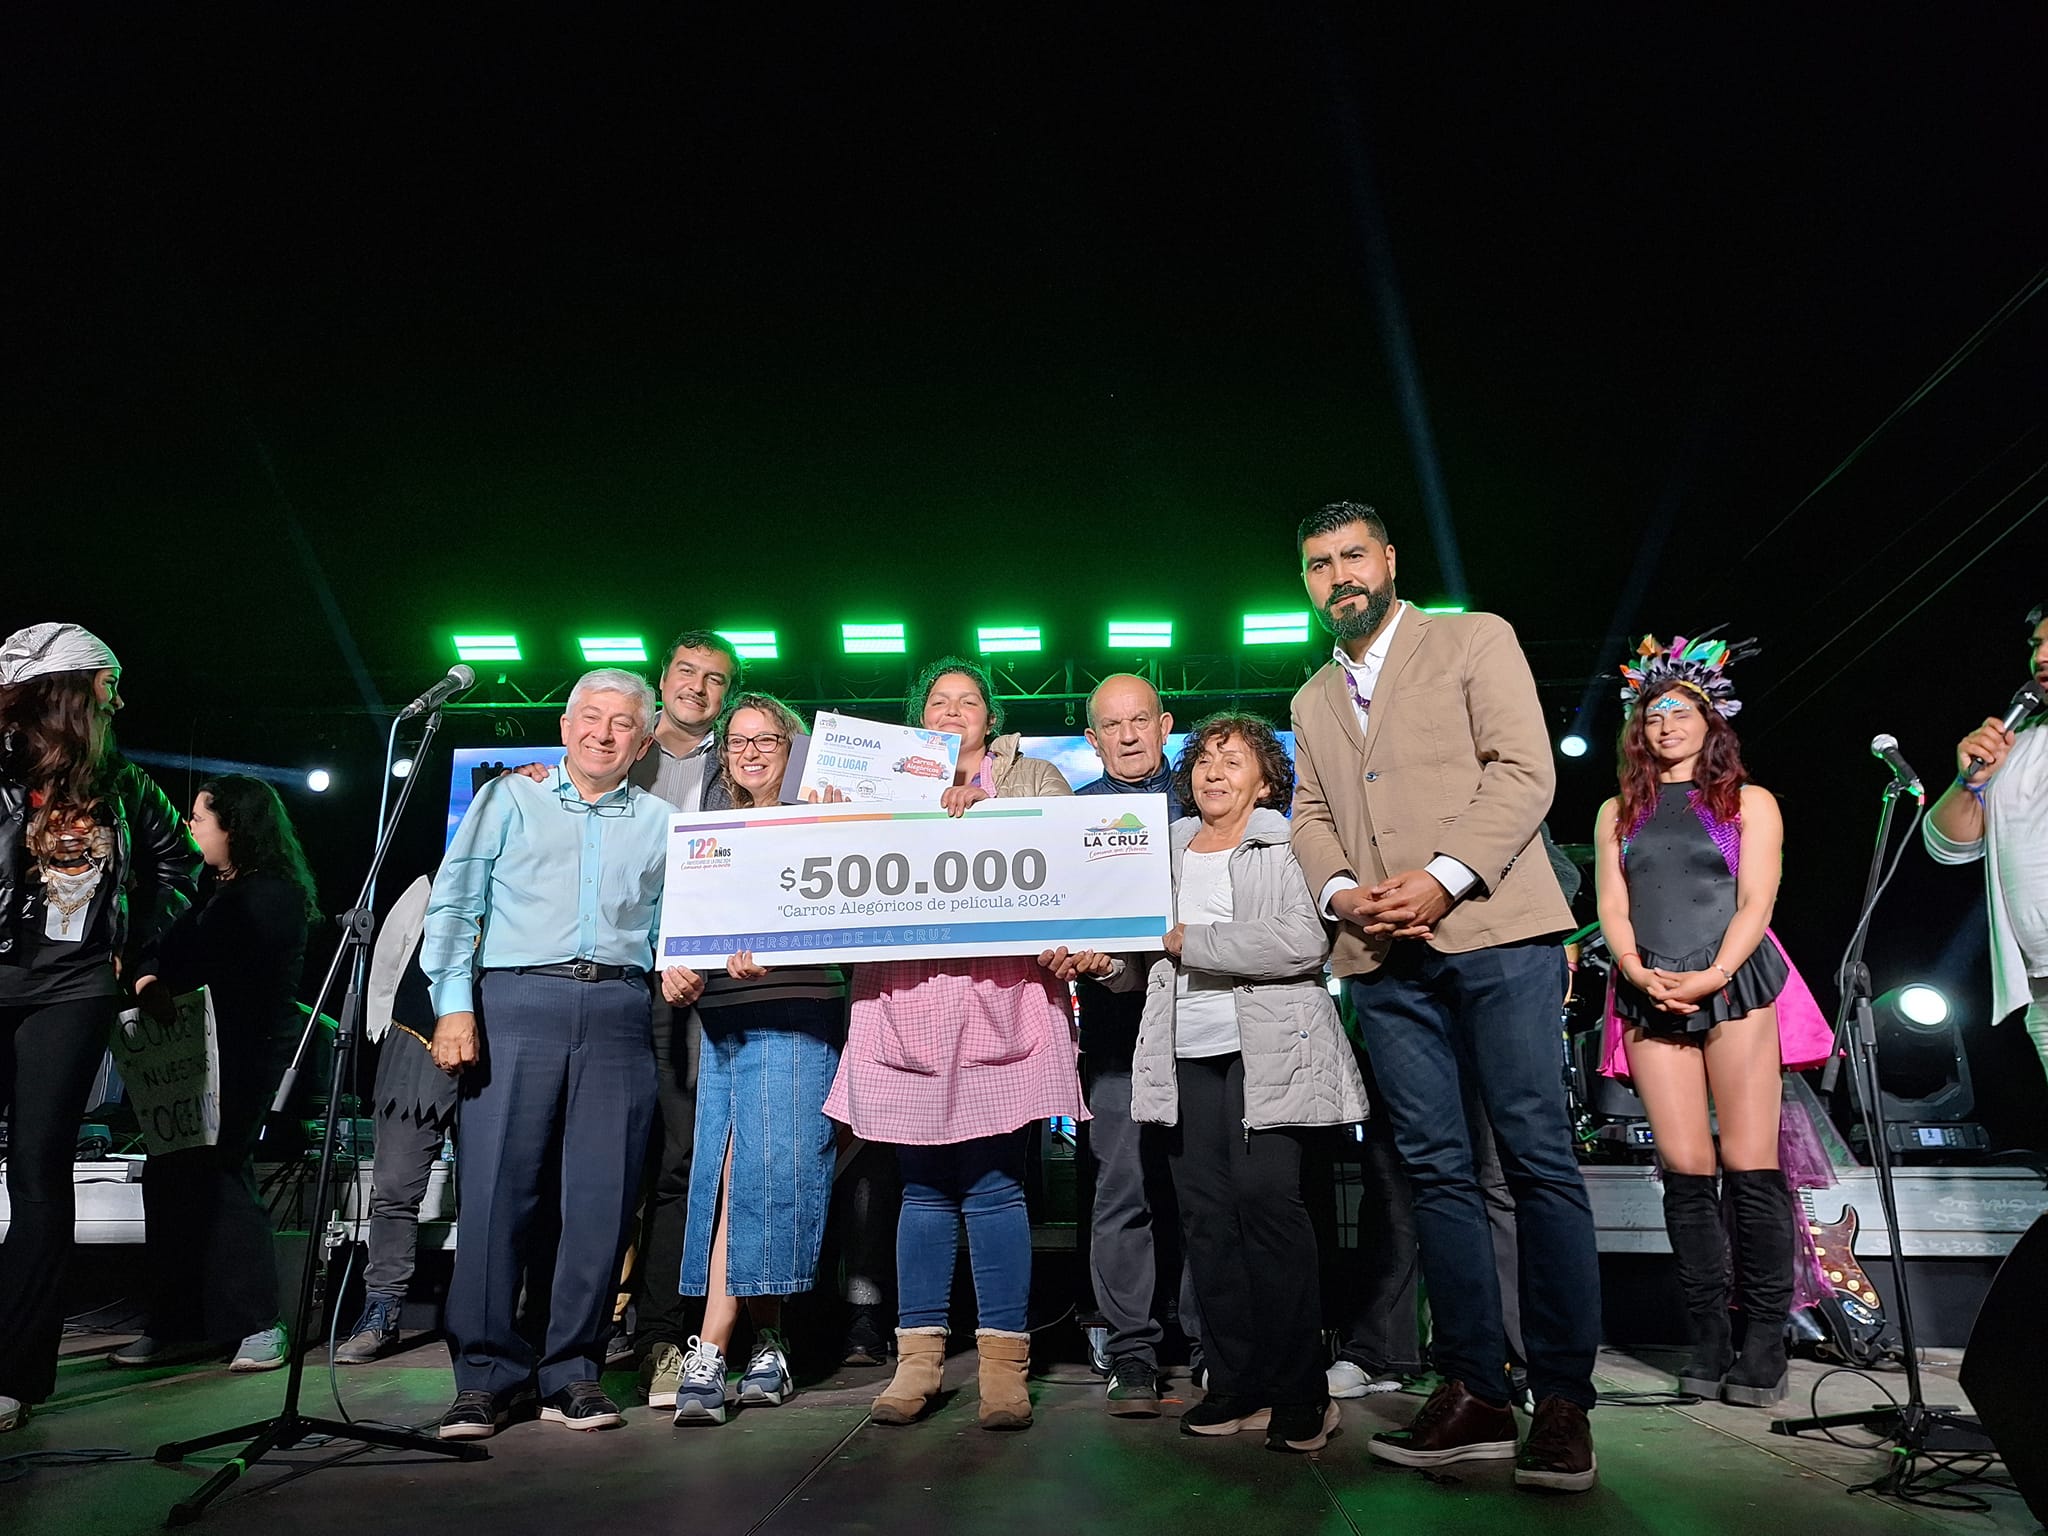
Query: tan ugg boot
975 1329 1034 1430
870 1328 948 1425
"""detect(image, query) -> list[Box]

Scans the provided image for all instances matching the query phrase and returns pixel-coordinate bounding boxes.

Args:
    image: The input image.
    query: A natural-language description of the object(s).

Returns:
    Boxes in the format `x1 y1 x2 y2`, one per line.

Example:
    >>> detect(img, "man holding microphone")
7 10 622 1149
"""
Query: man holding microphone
1924 602 2048 1081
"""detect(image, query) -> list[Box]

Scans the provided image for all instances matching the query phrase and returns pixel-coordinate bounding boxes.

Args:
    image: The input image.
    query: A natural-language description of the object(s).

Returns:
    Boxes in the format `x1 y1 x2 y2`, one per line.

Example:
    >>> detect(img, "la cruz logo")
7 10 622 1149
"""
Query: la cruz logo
1082 811 1150 861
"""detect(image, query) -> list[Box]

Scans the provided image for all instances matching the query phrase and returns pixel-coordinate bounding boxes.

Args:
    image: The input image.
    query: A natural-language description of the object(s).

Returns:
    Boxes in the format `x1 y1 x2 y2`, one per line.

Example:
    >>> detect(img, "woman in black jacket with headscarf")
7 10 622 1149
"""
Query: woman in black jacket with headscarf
0 623 197 1431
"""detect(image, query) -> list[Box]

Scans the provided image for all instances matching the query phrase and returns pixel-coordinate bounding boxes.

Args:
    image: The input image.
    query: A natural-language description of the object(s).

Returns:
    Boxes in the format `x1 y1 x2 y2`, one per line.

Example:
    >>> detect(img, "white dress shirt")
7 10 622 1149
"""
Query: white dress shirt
1316 602 1481 917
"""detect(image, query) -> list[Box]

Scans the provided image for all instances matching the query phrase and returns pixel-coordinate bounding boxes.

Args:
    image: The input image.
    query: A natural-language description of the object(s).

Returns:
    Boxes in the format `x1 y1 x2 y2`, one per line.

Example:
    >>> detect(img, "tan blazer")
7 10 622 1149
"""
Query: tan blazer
1289 607 1572 977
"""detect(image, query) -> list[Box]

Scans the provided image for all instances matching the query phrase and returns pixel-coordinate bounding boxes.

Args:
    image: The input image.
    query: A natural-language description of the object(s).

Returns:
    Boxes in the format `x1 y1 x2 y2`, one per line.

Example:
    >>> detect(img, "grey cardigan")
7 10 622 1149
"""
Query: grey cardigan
1111 809 1369 1130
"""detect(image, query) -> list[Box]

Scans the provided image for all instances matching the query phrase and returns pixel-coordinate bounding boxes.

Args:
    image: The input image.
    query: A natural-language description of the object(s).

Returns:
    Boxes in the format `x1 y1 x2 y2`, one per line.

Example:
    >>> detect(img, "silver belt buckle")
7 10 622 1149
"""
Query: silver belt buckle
571 960 596 981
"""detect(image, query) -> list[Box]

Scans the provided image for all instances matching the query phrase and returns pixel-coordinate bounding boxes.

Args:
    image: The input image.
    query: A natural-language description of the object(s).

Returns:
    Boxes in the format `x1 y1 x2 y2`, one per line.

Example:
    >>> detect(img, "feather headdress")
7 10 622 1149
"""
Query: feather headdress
1618 629 1758 719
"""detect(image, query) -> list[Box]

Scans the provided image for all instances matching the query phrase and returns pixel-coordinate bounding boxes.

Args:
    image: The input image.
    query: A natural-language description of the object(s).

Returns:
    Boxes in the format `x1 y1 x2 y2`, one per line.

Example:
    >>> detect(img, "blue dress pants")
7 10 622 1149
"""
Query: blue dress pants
447 971 655 1398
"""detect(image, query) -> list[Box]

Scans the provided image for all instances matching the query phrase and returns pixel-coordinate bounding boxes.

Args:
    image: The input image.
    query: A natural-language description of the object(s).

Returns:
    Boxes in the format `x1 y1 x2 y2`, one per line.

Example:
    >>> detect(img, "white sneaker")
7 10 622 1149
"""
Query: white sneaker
109 1336 218 1368
739 1327 795 1406
1327 1359 1403 1399
671 1336 729 1425
231 1326 288 1372
0 1394 24 1433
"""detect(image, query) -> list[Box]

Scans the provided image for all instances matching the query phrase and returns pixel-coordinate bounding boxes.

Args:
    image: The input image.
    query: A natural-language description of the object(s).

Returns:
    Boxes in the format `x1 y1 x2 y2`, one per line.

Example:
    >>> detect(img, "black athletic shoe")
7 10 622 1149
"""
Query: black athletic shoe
1267 1399 1341 1453
437 1385 536 1441
1180 1393 1272 1437
540 1381 624 1431
1105 1357 1161 1418
842 1306 889 1367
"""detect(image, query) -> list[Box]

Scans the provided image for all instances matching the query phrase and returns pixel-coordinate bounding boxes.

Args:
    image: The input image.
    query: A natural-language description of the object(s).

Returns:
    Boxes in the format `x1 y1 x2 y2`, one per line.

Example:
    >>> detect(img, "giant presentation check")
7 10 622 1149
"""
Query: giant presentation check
658 795 1172 966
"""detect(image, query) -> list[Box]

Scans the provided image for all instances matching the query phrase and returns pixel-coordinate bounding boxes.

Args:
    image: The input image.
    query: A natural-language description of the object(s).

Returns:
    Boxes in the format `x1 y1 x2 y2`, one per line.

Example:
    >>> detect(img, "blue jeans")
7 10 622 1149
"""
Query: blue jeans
1345 939 1599 1410
896 1132 1030 1333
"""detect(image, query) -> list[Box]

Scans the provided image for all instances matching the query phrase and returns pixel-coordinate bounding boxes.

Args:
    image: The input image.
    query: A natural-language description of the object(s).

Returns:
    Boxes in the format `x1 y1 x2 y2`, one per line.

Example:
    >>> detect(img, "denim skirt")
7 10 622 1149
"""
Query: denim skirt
680 996 844 1297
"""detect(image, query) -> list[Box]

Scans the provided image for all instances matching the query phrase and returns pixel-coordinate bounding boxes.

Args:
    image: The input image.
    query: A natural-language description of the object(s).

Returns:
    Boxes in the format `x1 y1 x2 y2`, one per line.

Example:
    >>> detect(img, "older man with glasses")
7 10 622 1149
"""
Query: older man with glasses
422 668 704 1439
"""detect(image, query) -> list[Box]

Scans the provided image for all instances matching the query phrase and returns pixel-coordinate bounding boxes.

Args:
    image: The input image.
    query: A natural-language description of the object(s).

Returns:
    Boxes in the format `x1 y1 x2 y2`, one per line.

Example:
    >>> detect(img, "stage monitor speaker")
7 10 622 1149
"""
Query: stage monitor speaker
1957 1212 2048 1523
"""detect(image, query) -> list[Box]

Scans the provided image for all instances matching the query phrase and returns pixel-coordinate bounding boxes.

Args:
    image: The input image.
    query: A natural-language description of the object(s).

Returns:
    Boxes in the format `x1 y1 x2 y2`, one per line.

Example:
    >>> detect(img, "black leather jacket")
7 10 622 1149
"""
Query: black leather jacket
0 756 200 975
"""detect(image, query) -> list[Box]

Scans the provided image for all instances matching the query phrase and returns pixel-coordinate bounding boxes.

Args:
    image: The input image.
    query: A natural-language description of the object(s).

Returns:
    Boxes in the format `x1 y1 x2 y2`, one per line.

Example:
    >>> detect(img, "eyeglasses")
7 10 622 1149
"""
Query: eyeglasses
559 795 631 818
725 732 790 756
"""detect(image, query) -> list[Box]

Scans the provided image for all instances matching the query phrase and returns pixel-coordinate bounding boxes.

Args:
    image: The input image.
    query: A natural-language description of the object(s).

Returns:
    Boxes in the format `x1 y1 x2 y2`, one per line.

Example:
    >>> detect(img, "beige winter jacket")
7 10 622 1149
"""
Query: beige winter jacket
1113 809 1369 1130
982 732 1072 798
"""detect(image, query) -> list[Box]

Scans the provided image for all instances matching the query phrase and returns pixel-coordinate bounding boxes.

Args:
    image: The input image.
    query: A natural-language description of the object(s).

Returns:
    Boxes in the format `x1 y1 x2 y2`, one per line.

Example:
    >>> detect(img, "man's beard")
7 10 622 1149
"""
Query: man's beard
1317 579 1395 642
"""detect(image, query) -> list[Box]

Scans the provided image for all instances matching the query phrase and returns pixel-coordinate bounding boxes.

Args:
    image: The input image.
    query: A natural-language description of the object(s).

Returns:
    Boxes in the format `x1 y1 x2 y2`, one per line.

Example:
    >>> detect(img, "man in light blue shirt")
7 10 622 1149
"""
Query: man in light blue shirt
423 668 702 1439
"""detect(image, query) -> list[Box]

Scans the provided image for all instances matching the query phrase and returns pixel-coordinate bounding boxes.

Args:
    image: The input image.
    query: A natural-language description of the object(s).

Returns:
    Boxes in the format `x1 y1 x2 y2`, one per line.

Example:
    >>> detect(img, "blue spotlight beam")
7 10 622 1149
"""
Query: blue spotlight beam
1319 76 1468 603
126 749 305 789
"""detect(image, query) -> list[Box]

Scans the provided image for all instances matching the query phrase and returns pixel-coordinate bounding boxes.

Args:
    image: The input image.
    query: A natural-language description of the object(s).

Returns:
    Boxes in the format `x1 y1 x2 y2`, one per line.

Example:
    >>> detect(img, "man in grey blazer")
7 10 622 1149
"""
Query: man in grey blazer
1287 501 1599 1493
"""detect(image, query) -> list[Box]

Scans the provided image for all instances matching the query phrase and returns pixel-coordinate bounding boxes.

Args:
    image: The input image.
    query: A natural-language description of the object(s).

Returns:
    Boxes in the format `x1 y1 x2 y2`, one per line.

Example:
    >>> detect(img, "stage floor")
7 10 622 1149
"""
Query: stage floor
4 1332 2035 1535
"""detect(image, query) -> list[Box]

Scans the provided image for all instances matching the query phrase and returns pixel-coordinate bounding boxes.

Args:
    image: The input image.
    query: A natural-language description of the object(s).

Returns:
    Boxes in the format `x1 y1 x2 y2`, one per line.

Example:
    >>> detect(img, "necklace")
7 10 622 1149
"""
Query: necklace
40 859 103 938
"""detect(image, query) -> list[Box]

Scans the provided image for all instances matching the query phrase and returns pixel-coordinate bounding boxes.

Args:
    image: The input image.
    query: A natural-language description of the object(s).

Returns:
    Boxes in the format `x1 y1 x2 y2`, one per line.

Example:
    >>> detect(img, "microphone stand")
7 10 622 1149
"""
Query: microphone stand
264 714 407 1134
1771 777 1992 1489
154 706 485 1524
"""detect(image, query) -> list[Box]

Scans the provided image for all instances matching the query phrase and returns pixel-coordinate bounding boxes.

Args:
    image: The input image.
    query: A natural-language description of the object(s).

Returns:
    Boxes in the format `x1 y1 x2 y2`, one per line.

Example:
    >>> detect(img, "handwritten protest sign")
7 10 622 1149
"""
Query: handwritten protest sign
112 989 220 1155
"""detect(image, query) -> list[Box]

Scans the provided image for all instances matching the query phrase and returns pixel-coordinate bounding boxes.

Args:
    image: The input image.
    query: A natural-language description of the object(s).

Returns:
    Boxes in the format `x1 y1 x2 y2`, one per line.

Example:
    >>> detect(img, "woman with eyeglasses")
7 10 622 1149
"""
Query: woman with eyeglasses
115 774 318 1373
663 694 848 1425
823 656 1083 1433
0 624 198 1432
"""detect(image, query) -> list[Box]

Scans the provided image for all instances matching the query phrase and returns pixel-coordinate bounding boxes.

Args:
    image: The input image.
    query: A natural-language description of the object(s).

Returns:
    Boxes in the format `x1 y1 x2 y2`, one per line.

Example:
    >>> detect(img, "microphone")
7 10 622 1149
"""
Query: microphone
1963 680 2048 779
1869 734 1923 798
397 664 477 720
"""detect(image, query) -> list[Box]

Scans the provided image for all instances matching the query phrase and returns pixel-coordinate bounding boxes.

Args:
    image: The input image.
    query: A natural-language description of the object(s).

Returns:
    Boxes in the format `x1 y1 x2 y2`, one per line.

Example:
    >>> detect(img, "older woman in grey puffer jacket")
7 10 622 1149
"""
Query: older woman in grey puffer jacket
1057 713 1366 1455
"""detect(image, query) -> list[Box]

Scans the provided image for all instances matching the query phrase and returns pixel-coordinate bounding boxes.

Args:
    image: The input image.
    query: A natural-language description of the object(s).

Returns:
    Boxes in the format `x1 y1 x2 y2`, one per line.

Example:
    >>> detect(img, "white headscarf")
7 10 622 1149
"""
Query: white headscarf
0 623 120 686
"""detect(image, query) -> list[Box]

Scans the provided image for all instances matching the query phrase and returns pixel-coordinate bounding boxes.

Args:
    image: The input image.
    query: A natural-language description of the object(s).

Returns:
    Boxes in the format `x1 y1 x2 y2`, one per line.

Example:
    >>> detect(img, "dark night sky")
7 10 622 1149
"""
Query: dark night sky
6 8 2046 1106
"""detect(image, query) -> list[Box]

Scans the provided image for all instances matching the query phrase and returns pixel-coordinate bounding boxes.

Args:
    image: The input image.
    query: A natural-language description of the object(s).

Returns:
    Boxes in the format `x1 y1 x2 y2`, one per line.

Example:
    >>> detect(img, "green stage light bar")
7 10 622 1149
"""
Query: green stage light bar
1242 612 1310 645
453 633 521 662
577 635 648 663
841 622 907 656
977 625 1042 655
717 628 780 661
1107 620 1174 650
1419 603 1468 615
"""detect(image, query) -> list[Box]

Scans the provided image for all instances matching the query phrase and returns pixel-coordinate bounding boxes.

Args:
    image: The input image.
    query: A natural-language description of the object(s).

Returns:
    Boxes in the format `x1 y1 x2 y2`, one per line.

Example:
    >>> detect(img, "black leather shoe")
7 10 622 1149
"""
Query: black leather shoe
540 1381 624 1430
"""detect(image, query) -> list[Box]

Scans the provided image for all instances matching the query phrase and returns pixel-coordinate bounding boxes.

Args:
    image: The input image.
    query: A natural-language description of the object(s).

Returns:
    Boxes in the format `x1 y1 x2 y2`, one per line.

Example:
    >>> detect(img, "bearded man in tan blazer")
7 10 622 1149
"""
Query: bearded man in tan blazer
1288 501 1599 1493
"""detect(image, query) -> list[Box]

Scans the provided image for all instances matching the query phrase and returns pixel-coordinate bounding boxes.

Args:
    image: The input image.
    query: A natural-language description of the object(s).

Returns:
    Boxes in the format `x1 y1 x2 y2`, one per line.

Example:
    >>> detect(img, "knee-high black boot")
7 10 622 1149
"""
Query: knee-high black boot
1722 1168 1793 1406
1661 1171 1732 1396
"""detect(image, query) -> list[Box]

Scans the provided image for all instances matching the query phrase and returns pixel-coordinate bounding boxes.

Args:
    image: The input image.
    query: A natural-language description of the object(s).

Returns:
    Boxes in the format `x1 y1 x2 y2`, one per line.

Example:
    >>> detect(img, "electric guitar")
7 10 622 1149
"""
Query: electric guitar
1797 1192 1894 1366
